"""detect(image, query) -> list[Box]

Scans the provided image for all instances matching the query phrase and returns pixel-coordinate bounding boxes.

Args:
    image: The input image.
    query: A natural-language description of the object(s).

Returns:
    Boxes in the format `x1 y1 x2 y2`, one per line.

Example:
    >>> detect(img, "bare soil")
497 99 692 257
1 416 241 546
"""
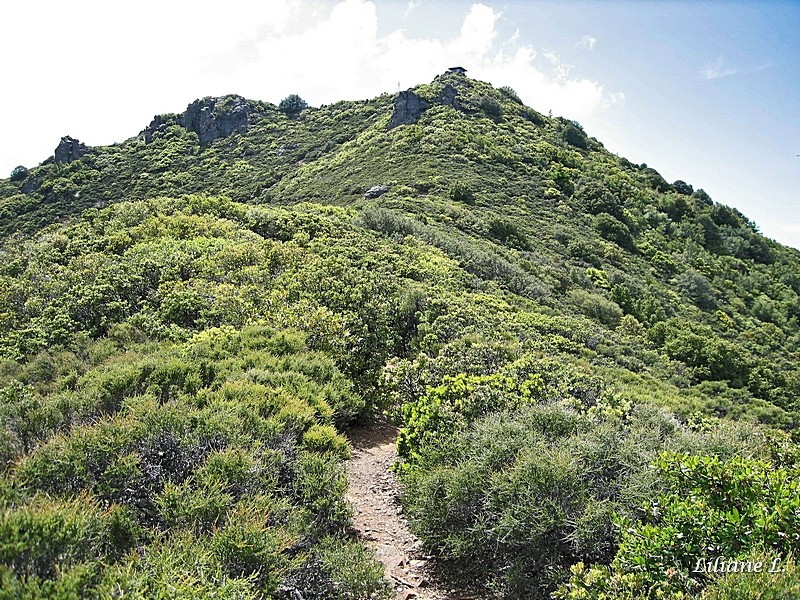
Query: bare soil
345 420 472 600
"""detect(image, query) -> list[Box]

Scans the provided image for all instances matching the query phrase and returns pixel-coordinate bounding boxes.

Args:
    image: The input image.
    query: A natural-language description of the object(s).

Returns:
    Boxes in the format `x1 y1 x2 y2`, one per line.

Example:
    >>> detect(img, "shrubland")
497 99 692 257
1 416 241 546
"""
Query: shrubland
1 71 800 597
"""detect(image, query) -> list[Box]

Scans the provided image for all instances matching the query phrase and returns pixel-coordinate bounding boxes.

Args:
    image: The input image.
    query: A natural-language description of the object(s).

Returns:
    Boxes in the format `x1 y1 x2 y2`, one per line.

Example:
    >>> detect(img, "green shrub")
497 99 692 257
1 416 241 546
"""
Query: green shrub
562 123 589 149
0 496 139 579
9 166 28 183
279 94 308 117
593 213 634 250
95 532 262 599
613 452 800 596
569 289 623 327
211 514 294 593
479 95 502 120
315 537 392 599
302 424 350 459
157 479 234 533
702 551 800 599
448 180 474 203
400 402 687 595
292 454 351 535
278 537 392 599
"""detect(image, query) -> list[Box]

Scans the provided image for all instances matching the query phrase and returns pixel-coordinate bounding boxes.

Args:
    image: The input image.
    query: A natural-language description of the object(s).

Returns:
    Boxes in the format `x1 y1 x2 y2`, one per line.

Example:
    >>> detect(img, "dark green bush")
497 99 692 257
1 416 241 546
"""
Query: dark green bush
562 123 589 149
448 180 474 203
479 95 502 120
9 166 28 183
593 213 634 250
279 94 308 117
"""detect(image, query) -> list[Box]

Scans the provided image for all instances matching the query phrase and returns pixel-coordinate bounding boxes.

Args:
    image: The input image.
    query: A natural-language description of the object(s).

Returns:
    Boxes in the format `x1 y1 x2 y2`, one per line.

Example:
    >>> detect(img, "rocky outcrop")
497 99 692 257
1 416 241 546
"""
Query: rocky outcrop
364 185 390 199
180 96 254 145
388 90 430 130
54 136 89 164
435 84 460 109
140 95 265 146
388 80 462 130
138 114 173 144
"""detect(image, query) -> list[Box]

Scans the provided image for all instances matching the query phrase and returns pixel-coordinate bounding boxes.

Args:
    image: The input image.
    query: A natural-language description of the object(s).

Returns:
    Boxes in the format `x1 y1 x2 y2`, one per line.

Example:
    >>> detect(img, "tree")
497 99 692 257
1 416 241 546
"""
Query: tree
562 123 588 149
10 165 28 182
593 213 634 250
279 94 308 117
672 179 694 195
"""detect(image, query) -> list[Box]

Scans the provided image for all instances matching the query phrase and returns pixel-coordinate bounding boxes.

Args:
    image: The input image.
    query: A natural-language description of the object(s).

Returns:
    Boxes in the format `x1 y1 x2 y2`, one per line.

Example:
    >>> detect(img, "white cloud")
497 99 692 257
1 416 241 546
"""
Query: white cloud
0 0 619 174
578 35 597 49
404 0 422 17
703 56 737 80
198 0 616 121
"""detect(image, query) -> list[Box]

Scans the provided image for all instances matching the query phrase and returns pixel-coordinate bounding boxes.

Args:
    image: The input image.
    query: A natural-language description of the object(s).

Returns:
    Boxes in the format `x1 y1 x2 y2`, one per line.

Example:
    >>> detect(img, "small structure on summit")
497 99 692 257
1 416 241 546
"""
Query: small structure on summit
447 66 467 75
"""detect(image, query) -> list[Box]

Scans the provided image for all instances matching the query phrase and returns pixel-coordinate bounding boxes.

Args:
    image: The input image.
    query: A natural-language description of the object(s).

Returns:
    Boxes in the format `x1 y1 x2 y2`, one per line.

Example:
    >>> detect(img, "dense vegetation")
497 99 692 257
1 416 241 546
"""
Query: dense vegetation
2 71 800 598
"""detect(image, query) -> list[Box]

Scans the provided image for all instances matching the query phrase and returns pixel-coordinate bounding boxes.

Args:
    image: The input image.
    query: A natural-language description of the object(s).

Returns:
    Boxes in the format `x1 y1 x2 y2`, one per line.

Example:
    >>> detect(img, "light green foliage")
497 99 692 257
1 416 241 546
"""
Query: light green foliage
0 322 382 595
400 395 773 597
558 451 800 599
702 552 800 600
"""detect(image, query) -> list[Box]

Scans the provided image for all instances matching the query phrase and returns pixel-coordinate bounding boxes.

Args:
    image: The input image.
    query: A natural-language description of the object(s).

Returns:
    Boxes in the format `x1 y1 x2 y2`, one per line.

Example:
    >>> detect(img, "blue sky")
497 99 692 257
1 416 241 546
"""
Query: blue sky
1 1 798 247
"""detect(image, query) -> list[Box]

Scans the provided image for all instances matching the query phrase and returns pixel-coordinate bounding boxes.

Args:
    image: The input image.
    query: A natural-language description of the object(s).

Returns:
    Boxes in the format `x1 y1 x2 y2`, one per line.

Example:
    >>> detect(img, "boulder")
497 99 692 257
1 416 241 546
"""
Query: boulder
54 136 89 164
388 90 430 129
364 185 390 199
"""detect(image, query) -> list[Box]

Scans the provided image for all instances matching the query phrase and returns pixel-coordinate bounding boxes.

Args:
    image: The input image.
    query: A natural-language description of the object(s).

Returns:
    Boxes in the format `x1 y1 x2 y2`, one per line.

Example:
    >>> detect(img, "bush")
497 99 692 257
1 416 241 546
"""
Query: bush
562 123 589 149
562 453 800 598
9 166 28 182
400 402 694 596
279 94 308 117
448 180 474 204
569 289 623 327
292 454 351 535
575 180 624 220
479 95 502 120
677 269 717 310
302 424 350 459
498 86 522 104
277 537 392 600
593 213 634 250
0 496 140 579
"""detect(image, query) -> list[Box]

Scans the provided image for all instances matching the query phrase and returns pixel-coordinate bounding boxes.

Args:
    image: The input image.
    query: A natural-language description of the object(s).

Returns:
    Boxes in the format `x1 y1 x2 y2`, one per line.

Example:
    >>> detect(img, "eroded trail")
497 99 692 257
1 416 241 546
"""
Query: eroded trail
345 421 454 600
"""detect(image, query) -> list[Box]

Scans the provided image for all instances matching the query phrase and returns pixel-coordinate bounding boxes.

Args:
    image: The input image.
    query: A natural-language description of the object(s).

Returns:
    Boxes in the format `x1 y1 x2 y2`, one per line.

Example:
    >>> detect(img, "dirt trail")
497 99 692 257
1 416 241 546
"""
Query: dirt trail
345 421 462 600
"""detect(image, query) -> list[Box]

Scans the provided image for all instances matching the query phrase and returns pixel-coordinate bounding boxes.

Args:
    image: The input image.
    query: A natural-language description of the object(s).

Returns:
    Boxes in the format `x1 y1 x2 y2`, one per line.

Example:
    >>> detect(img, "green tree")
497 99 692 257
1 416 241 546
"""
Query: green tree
593 213 634 250
10 165 28 182
278 94 308 117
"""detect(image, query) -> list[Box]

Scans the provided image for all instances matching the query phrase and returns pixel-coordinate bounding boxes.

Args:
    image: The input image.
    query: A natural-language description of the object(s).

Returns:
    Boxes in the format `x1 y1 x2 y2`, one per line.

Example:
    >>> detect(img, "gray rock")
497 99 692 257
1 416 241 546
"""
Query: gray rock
54 136 89 164
435 84 460 109
138 115 172 143
365 185 390 199
139 95 265 146
180 95 253 145
388 79 463 130
21 178 40 195
388 90 430 129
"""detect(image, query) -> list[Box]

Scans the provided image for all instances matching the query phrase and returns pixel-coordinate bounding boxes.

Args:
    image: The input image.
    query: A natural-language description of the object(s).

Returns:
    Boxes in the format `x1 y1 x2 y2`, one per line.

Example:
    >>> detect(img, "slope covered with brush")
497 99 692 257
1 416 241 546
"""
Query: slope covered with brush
1 71 800 598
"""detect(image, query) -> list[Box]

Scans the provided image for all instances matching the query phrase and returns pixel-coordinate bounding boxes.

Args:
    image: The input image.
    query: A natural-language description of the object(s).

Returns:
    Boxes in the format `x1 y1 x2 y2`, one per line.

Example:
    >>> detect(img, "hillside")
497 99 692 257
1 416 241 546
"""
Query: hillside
1 71 799 598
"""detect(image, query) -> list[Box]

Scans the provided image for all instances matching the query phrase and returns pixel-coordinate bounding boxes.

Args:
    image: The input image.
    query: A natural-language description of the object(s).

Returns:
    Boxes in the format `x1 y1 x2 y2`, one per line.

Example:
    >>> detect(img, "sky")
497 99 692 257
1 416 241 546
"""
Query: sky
1 0 799 248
